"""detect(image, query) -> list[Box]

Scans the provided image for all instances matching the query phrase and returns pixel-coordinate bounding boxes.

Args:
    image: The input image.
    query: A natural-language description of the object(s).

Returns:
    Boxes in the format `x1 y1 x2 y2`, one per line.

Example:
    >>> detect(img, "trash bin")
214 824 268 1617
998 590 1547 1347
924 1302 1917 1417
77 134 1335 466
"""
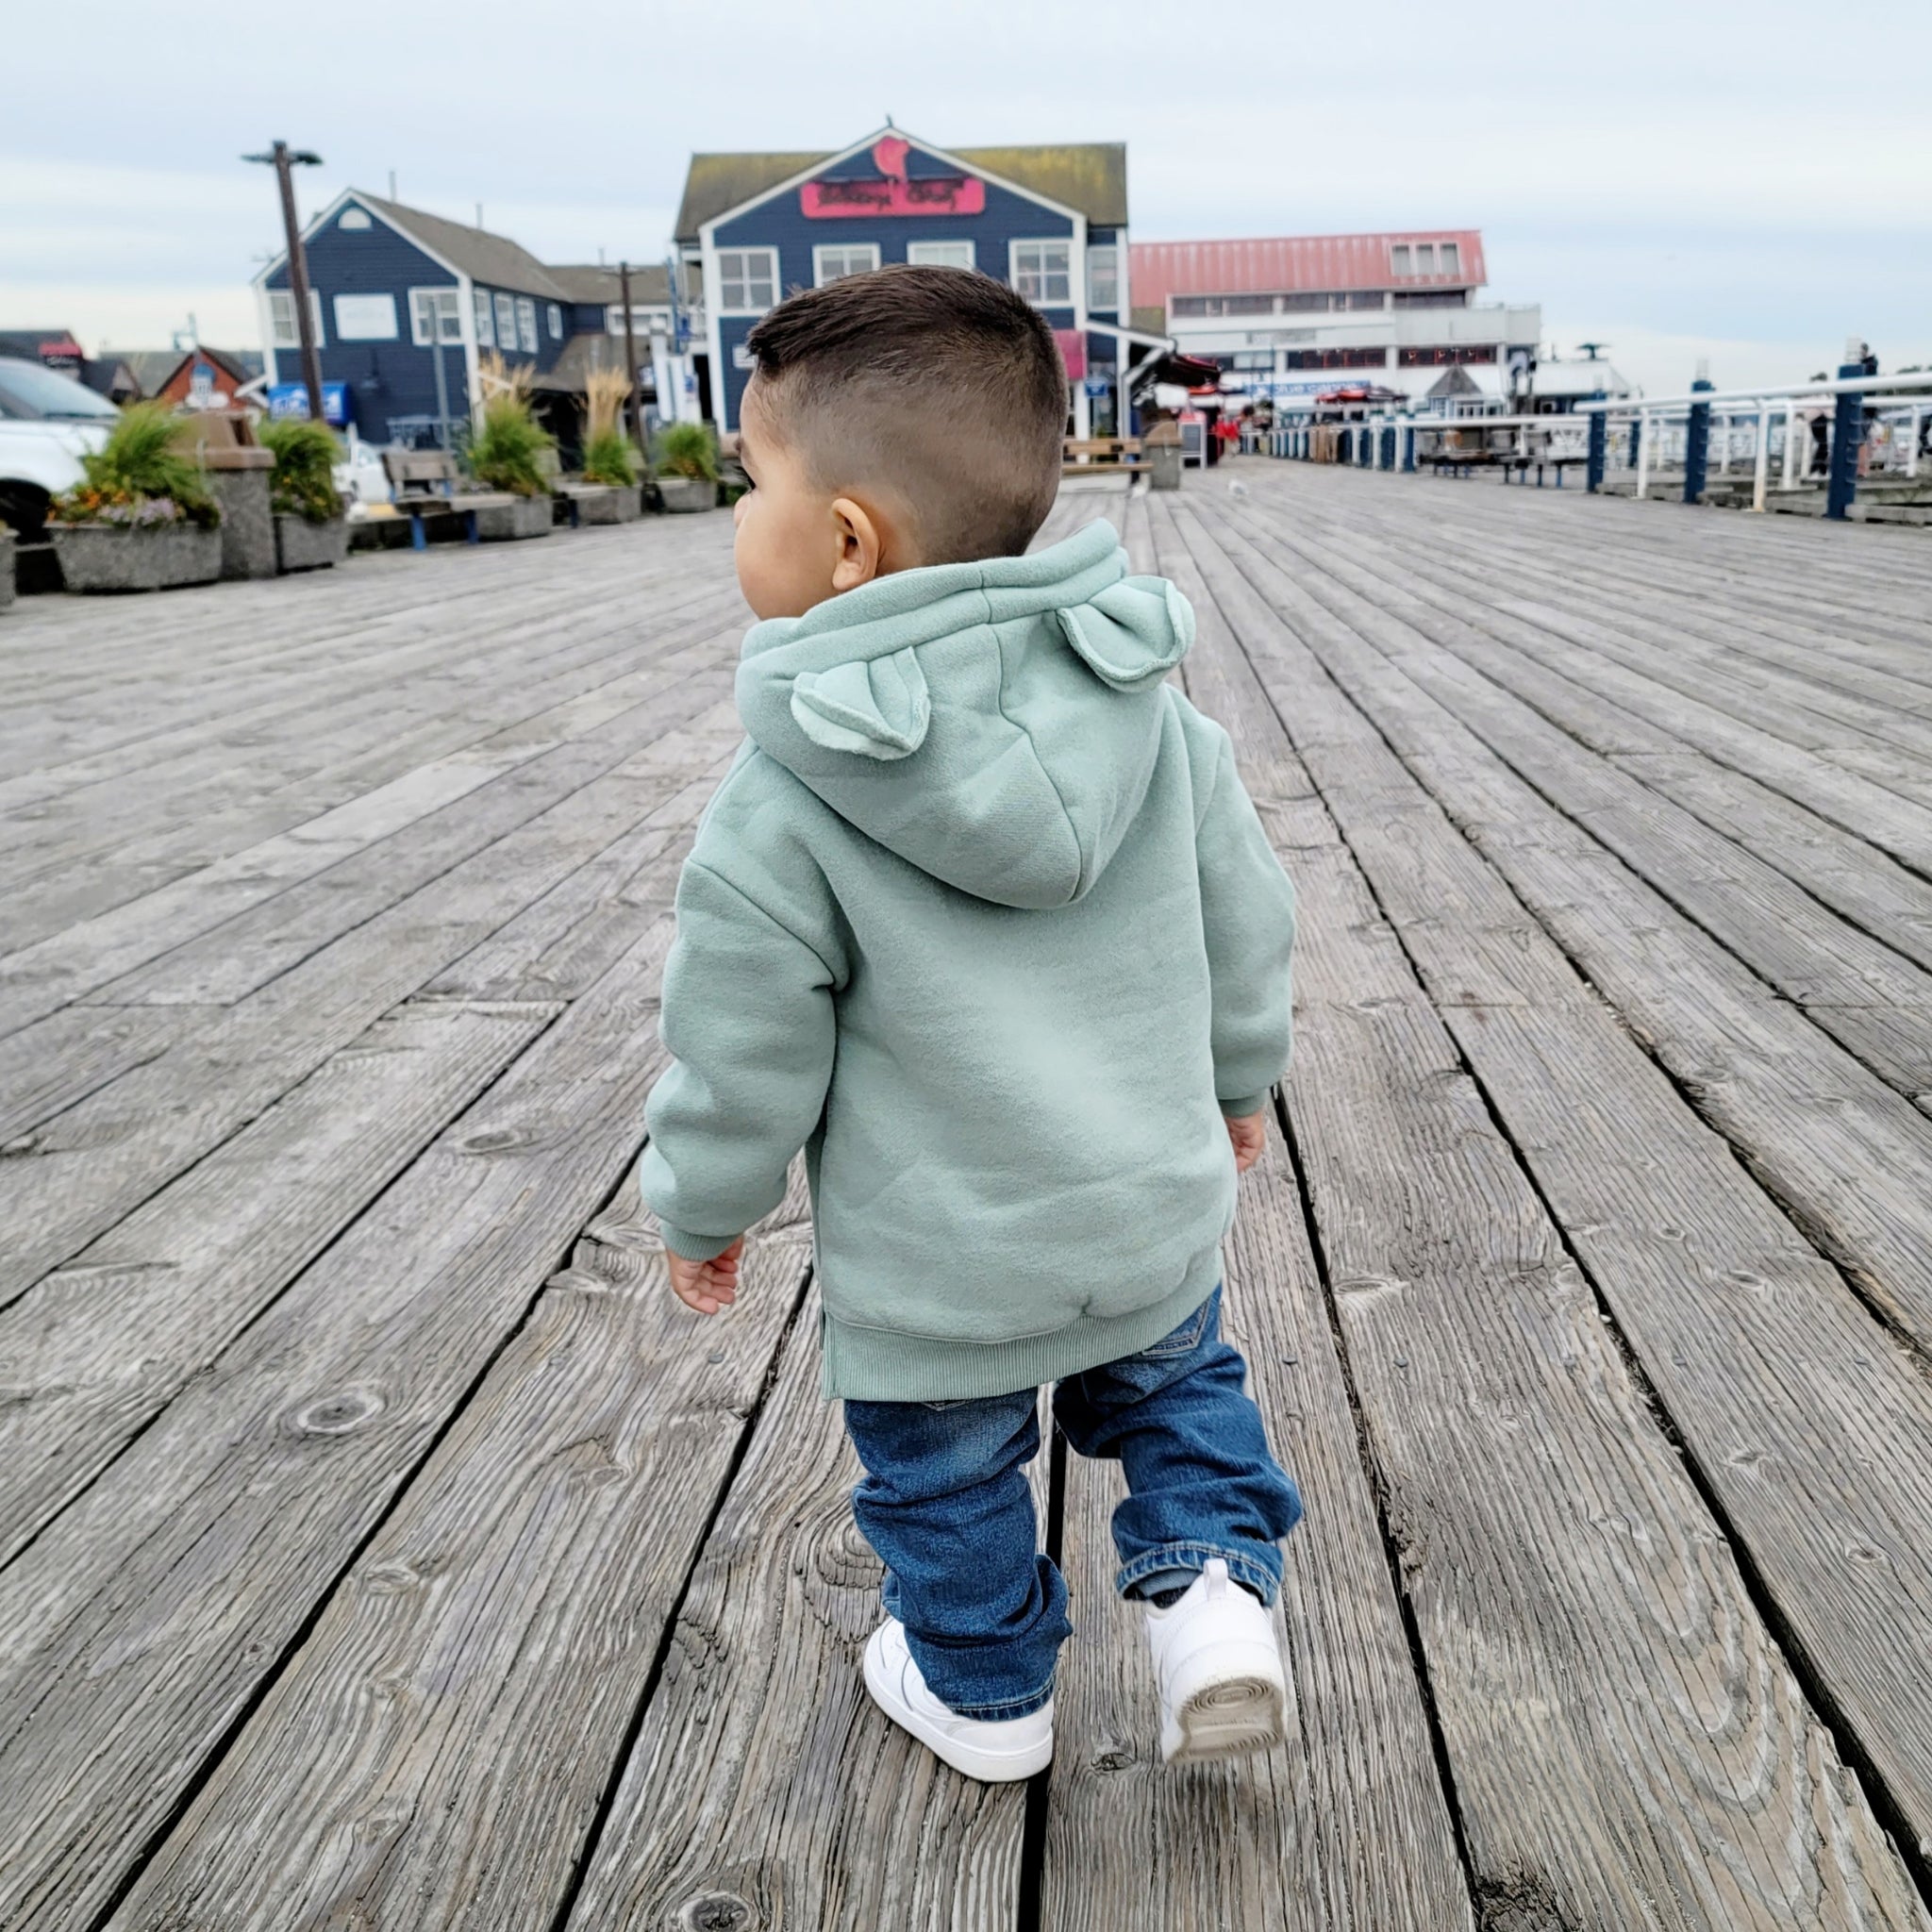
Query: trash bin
1145 422 1184 492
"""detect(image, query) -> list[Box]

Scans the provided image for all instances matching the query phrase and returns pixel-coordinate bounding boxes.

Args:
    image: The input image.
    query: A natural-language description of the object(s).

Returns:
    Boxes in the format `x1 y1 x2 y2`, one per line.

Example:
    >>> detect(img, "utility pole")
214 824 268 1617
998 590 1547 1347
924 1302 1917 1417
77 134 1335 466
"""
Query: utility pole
619 261 646 461
243 141 325 423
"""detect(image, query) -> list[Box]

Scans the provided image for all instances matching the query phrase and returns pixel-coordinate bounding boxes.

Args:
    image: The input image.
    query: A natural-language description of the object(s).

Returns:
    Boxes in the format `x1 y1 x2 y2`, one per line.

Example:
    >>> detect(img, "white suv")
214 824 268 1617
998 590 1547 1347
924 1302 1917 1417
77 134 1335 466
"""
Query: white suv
0 357 120 540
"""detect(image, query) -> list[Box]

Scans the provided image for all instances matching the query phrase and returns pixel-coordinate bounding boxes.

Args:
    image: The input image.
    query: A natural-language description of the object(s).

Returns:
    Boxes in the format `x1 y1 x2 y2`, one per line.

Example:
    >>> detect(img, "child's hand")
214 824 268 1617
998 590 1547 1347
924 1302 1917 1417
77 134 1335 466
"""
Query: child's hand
1224 1109 1267 1175
667 1236 745 1316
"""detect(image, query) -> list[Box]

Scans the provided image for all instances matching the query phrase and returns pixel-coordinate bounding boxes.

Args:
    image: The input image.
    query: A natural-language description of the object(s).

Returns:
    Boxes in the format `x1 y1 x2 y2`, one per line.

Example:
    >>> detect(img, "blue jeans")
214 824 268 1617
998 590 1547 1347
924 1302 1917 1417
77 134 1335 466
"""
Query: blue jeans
842 1286 1302 1720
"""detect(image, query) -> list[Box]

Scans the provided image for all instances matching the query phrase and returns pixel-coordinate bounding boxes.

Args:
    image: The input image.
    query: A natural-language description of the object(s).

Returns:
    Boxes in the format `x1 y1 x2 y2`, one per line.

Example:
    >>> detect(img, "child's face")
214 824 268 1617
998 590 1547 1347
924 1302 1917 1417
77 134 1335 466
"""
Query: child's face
733 379 909 621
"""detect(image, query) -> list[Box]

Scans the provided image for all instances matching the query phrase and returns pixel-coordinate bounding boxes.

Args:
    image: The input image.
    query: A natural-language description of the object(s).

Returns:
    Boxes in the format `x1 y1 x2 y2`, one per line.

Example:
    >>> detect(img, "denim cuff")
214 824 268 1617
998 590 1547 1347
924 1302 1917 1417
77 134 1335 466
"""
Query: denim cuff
1116 1541 1280 1608
941 1674 1057 1723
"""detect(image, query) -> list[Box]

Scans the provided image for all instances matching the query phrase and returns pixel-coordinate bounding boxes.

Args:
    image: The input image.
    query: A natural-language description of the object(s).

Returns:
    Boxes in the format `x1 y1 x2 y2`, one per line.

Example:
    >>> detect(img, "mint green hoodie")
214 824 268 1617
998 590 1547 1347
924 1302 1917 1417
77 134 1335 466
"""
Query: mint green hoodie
639 518 1296 1401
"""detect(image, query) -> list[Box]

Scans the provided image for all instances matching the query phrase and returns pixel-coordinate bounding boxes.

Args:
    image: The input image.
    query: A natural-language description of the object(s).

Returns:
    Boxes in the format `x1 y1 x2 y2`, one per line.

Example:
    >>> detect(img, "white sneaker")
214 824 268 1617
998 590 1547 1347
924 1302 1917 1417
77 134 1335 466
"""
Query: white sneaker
1142 1558 1291 1764
862 1618 1054 1783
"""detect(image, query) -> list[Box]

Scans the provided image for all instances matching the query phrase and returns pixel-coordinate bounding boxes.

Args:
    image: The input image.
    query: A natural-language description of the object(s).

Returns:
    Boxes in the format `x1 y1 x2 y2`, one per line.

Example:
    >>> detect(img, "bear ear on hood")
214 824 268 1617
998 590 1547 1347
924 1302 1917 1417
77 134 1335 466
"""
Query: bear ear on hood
1055 576 1195 691
789 644 931 760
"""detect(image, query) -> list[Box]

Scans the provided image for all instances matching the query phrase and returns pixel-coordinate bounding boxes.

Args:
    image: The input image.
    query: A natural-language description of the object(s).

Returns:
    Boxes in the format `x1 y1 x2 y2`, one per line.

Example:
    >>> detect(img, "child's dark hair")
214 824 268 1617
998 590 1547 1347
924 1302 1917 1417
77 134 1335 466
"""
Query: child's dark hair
743 263 1068 562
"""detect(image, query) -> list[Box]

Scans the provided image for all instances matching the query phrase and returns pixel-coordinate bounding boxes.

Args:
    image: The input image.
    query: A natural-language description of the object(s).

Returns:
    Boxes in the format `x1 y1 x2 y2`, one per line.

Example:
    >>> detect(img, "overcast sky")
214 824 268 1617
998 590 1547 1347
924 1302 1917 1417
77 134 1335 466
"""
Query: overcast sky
7 0 1928 396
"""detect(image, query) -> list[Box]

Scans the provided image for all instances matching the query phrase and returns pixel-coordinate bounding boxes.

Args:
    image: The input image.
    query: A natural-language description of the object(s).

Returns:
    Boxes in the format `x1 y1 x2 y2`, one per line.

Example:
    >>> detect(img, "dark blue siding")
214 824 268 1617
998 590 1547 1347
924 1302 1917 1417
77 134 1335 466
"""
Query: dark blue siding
711 142 1078 427
268 202 466 440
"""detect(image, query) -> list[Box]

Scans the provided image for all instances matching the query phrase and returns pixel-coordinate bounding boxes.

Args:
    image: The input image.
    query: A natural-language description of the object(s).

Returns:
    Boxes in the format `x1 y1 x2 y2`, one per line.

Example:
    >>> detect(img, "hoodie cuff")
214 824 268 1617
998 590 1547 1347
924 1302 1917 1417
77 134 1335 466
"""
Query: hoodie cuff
658 1221 739 1262
1218 1091 1269 1120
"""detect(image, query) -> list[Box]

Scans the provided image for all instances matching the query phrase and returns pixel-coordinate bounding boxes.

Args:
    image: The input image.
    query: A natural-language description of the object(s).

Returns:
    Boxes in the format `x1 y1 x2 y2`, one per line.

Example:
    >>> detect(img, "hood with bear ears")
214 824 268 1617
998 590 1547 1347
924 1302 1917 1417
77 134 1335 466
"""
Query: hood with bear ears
733 519 1195 909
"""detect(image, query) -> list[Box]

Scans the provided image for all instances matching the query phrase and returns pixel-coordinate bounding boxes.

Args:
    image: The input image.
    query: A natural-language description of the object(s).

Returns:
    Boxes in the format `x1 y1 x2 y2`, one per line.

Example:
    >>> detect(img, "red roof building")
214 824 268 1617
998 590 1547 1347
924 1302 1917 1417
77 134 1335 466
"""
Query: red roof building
1130 231 1485 313
1126 228 1538 415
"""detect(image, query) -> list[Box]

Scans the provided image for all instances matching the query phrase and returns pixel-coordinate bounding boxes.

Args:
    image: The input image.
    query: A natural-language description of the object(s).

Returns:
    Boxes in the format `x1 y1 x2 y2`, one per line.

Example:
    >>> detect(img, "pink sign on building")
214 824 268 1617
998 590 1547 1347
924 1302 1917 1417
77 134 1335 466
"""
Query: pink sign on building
800 136 987 219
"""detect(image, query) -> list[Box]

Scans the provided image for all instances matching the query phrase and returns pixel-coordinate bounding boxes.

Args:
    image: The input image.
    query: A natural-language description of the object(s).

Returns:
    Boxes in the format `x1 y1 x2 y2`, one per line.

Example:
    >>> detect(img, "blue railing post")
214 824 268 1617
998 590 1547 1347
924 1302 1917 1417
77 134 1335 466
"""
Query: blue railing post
1826 355 1863 520
1628 414 1641 470
1683 375 1713 503
1586 393 1607 491
1381 425 1397 470
1401 425 1416 473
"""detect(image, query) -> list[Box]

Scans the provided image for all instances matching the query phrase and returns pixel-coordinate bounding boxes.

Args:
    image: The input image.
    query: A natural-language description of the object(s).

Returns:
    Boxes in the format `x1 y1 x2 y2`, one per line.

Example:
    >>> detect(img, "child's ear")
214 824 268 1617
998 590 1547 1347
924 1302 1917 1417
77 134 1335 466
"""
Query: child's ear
829 495 886 592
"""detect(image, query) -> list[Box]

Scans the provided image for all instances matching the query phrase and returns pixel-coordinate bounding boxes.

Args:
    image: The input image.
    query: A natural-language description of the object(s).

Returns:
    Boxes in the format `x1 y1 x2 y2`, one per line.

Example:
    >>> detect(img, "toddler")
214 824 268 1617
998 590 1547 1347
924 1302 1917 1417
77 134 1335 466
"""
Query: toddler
641 264 1302 1781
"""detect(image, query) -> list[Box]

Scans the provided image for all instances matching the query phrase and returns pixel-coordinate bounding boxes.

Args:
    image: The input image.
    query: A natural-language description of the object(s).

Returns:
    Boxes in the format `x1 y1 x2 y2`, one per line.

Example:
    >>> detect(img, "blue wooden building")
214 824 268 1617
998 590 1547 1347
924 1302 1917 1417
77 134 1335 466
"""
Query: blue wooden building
253 192 673 449
673 129 1165 440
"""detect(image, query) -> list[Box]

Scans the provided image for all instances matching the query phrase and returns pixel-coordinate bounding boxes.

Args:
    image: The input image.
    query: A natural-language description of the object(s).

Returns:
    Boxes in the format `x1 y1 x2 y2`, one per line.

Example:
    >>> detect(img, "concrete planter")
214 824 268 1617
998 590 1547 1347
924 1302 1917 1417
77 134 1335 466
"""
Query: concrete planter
206 458 277 580
275 513 349 573
0 528 15 610
472 493 553 541
571 484 641 525
50 523 222 593
656 475 717 514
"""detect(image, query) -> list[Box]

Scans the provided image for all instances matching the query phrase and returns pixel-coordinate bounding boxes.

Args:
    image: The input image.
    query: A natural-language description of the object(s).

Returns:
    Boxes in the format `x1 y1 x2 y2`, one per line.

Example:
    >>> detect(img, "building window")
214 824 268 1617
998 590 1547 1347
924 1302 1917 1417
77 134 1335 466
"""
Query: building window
339 207 372 230
1088 244 1119 311
516 296 539 353
1439 241 1461 278
1344 291 1386 311
1283 346 1389 371
717 248 778 313
1393 290 1470 309
268 289 325 349
547 303 563 341
1010 240 1072 306
409 288 464 345
908 240 975 271
1171 294 1218 318
1221 292 1274 317
473 288 494 347
1397 344 1497 366
1391 243 1411 276
1278 292 1326 313
813 242 880 286
1413 242 1436 274
606 305 669 337
494 292 518 352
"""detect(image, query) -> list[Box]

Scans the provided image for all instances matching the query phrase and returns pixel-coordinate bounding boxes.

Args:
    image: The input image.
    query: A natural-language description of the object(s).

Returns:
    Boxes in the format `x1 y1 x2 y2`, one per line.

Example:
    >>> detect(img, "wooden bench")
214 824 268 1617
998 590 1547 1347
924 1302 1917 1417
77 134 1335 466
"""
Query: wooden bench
1062 436 1148 475
381 451 516 551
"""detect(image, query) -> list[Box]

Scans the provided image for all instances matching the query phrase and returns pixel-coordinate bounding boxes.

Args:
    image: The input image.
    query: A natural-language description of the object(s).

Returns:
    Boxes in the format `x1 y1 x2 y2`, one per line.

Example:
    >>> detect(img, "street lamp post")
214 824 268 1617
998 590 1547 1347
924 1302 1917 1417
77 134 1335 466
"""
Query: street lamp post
244 142 325 423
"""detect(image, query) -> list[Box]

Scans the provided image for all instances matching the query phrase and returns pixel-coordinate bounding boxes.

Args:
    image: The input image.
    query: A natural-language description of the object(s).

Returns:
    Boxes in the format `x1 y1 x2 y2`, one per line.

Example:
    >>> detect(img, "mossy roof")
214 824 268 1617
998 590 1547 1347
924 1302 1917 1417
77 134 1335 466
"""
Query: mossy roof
675 141 1127 241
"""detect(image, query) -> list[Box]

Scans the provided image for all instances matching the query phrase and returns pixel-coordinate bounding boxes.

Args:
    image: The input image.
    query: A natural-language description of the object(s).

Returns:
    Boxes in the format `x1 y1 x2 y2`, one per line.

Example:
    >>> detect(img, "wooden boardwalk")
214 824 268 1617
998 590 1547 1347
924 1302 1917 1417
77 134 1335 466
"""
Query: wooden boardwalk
4 463 1932 1931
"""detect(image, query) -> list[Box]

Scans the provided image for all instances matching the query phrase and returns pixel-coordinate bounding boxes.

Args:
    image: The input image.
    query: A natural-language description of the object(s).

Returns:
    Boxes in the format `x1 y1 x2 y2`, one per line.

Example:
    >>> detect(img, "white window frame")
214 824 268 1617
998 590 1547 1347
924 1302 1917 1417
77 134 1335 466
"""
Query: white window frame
716 247 779 315
516 295 539 353
494 292 519 353
907 240 976 271
547 302 563 341
338 207 372 230
812 242 880 286
1009 238 1073 307
409 287 464 346
1087 243 1119 312
1391 243 1412 277
1438 241 1461 278
268 288 325 349
1413 242 1436 275
473 287 495 348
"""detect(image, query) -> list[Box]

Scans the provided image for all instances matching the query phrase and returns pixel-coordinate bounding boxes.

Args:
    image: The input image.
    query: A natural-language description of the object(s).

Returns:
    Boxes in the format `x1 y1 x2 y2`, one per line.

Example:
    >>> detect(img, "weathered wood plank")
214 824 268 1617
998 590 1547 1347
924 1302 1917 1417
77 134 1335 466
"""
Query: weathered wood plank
1192 496 1932 1353
1179 478 1932 1892
1042 1108 1474 1932
0 998 557 1566
0 741 734 1310
562 1277 1035 1932
107 1180 812 1932
0 918 675 1929
1151 491 1931 1926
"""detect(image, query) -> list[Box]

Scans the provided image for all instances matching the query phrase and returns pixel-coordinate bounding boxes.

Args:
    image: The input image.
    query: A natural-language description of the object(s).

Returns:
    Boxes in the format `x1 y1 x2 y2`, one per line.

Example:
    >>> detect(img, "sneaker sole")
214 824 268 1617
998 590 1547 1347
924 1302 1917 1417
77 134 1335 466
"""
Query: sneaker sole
862 1637 1054 1784
1164 1673 1287 1763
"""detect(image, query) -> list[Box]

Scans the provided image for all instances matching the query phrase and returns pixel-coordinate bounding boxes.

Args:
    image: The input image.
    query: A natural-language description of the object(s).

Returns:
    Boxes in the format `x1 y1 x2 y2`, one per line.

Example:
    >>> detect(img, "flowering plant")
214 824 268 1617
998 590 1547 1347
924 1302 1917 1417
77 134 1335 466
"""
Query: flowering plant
52 403 220 530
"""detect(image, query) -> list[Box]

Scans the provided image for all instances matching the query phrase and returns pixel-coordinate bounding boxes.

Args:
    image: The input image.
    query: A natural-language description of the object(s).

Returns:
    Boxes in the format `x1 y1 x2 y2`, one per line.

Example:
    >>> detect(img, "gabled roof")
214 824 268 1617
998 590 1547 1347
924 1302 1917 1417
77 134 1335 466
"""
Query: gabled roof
544 262 672 306
1131 231 1487 307
344 193 570 299
675 139 1128 240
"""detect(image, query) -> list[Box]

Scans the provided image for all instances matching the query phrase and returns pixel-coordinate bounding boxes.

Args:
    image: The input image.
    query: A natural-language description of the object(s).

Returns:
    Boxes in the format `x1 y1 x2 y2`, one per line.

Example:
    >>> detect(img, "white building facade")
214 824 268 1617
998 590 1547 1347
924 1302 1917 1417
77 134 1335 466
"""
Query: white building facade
1130 231 1541 414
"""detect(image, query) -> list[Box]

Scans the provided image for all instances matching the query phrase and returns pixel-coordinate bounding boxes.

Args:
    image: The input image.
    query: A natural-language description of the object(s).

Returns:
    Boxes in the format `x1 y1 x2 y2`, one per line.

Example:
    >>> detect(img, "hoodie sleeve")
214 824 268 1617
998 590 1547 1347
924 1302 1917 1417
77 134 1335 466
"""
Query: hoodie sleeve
1194 726 1297 1118
639 857 838 1260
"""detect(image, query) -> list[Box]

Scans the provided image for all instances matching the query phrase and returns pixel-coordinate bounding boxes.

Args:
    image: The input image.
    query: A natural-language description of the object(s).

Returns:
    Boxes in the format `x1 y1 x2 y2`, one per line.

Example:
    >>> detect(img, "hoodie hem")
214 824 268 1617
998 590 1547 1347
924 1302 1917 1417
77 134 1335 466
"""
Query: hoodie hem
819 1245 1224 1402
